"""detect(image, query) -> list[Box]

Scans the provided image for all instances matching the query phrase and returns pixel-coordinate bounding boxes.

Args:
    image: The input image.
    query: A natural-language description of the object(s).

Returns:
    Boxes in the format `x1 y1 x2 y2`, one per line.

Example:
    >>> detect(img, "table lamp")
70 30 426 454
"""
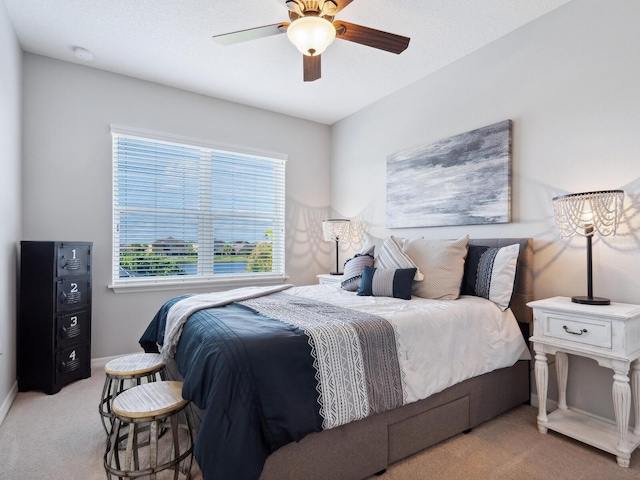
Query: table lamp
552 189 624 305
322 219 351 275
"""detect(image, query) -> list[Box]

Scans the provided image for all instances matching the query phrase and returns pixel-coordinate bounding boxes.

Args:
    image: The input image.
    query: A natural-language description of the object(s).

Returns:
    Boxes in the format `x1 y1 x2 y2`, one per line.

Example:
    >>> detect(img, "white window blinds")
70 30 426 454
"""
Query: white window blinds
111 127 286 287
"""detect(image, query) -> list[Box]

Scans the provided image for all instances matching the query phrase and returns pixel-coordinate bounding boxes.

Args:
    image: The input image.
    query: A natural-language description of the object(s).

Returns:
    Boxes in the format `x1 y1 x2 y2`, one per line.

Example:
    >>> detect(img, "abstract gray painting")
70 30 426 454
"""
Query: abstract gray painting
386 120 512 228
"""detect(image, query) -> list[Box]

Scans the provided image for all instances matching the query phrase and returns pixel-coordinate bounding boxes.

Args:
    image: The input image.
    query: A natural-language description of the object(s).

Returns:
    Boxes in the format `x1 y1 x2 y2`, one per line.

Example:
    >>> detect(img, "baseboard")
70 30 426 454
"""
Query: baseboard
1 355 137 428
0 381 18 428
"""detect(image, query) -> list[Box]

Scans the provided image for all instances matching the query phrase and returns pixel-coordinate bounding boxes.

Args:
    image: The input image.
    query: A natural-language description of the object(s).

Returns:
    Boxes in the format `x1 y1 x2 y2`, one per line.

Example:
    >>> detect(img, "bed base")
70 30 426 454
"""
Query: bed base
171 355 529 480
259 359 529 480
170 358 529 480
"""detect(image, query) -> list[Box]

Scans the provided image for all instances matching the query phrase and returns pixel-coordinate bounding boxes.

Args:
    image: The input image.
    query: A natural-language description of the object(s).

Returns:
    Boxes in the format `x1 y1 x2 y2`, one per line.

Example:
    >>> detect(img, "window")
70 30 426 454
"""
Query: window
110 127 286 291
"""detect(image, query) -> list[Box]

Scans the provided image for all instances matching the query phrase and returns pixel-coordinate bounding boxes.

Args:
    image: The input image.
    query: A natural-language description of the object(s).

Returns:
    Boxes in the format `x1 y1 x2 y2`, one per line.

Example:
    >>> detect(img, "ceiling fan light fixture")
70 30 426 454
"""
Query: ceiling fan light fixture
287 16 336 56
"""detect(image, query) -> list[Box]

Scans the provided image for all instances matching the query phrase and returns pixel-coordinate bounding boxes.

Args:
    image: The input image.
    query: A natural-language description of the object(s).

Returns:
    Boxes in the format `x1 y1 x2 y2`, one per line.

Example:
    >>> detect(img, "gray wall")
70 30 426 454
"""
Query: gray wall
0 0 22 423
330 0 640 421
21 54 332 359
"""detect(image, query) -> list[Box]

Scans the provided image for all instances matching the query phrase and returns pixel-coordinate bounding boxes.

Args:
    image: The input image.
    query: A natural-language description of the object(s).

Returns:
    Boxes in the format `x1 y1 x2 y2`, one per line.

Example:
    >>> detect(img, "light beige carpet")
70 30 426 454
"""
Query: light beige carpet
0 359 638 479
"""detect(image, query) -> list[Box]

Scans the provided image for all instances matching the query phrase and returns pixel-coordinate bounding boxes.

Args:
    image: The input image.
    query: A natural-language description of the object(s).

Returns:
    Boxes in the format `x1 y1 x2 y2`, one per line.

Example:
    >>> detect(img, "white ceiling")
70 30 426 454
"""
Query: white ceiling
4 0 571 125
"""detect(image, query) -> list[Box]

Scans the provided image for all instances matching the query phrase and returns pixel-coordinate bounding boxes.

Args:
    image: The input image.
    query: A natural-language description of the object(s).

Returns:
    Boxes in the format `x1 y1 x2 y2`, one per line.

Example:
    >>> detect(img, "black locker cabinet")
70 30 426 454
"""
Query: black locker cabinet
18 241 92 394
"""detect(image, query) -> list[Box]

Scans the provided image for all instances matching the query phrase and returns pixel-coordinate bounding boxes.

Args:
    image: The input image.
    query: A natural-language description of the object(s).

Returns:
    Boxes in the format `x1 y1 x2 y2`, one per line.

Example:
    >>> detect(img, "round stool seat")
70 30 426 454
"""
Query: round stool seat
99 353 167 435
105 353 165 377
113 381 188 419
104 381 194 479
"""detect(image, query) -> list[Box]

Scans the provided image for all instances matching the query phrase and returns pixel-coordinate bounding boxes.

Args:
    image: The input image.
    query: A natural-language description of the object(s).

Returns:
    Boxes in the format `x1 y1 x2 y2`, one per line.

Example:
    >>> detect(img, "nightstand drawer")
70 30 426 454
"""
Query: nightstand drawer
542 311 611 349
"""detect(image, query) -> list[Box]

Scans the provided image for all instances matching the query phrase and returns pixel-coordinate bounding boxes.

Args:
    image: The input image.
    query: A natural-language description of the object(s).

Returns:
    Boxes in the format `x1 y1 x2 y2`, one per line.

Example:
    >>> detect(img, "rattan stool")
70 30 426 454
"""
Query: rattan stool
104 381 194 480
99 353 167 434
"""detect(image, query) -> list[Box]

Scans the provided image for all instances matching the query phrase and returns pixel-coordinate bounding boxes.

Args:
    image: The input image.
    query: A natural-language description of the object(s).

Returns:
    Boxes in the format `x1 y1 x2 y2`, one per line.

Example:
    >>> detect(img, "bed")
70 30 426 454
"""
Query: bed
140 237 534 480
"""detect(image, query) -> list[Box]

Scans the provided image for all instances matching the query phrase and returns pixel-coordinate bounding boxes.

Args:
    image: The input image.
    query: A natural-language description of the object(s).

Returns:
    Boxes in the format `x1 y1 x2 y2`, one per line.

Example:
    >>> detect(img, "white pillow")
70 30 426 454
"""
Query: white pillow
358 232 385 257
375 236 424 281
402 236 469 300
462 243 520 311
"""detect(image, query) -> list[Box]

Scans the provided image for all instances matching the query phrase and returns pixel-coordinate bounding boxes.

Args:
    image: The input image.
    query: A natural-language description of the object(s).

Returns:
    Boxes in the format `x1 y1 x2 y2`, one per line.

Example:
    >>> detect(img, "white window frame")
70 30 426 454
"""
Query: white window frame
109 126 287 293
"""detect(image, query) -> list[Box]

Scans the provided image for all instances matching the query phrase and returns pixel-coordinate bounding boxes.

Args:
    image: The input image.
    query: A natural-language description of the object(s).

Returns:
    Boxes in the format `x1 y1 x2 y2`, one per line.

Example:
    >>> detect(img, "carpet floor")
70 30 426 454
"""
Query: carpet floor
1 359 638 479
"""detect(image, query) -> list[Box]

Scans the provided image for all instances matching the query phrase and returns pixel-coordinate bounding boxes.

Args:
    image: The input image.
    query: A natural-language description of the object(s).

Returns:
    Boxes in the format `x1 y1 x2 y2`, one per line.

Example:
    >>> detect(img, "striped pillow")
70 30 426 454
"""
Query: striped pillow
375 236 424 281
341 248 375 292
357 266 416 300
461 243 520 310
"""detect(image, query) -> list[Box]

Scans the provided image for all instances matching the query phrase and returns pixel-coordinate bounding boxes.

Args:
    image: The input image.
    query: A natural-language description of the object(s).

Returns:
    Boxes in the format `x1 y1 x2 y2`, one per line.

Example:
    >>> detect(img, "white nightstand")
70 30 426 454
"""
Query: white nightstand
528 296 640 467
317 274 343 285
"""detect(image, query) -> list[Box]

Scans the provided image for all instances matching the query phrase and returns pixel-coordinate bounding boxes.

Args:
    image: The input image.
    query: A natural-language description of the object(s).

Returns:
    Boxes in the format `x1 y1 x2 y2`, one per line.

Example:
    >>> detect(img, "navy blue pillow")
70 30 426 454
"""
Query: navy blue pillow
461 245 490 296
357 265 416 300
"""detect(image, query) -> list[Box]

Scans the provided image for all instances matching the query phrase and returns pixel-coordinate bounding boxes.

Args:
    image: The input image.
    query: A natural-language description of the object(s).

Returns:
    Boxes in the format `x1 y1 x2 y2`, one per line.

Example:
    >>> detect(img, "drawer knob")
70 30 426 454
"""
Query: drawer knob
563 325 587 335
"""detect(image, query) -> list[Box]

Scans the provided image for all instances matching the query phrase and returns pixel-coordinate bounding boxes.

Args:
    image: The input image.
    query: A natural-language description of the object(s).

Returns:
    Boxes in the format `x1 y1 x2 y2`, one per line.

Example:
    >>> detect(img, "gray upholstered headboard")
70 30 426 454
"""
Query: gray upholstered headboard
468 238 534 325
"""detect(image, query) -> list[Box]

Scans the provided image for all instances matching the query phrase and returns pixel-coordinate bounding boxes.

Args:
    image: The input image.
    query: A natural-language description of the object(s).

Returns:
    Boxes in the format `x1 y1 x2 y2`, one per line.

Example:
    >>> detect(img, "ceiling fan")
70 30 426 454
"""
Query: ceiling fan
212 0 410 82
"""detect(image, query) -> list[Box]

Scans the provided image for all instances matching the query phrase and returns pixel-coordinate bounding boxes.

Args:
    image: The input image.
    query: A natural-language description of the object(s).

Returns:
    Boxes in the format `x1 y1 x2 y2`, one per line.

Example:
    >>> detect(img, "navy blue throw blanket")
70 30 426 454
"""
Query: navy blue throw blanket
140 300 322 479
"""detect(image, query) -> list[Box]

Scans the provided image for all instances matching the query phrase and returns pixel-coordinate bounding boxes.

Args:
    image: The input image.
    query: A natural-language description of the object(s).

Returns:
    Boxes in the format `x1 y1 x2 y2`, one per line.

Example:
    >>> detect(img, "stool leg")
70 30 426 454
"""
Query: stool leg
131 422 140 472
171 413 180 480
100 377 113 435
116 378 125 395
150 419 158 480
182 406 195 479
104 417 123 479
123 421 136 472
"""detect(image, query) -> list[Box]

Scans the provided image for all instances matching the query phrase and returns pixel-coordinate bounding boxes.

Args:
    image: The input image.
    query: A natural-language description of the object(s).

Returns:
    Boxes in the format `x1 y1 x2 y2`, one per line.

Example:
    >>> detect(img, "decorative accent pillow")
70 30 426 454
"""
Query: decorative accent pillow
358 232 386 257
461 245 490 295
357 266 416 300
340 247 375 292
461 243 520 310
402 236 469 300
375 236 424 281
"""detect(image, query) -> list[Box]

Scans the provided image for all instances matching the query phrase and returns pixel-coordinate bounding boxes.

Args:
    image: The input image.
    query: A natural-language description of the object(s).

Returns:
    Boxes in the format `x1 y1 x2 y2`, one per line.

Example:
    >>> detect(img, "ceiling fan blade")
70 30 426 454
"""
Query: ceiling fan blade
334 21 410 54
303 54 321 82
212 23 288 46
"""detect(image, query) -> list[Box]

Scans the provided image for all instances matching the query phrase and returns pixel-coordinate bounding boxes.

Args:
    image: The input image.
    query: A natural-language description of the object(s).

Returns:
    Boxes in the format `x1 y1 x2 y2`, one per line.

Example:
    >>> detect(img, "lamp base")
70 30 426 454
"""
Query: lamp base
329 271 343 276
571 295 610 306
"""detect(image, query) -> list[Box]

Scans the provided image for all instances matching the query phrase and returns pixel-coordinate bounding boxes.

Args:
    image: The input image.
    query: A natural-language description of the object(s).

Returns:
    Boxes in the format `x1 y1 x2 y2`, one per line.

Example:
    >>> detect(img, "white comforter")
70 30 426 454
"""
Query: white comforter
288 283 530 404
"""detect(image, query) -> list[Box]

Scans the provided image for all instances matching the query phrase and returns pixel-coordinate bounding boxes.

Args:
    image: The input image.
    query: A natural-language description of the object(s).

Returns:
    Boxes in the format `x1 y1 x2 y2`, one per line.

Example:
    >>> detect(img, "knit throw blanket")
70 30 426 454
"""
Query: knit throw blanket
240 292 404 428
